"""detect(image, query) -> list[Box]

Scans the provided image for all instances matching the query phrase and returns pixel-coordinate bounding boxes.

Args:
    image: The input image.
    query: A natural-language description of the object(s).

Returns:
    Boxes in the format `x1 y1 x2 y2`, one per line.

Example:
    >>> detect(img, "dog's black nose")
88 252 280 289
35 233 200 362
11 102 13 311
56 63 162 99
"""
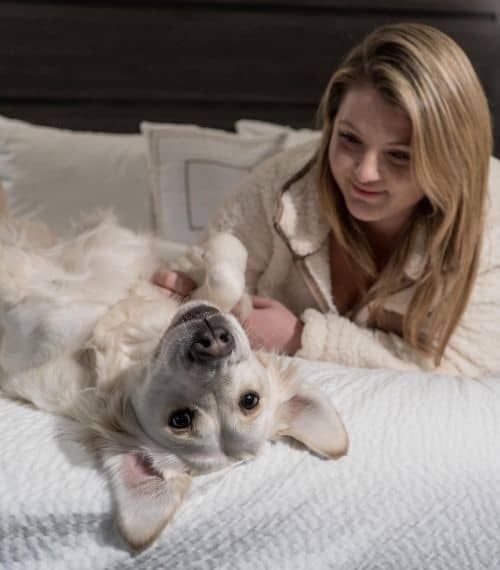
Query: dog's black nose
189 320 234 363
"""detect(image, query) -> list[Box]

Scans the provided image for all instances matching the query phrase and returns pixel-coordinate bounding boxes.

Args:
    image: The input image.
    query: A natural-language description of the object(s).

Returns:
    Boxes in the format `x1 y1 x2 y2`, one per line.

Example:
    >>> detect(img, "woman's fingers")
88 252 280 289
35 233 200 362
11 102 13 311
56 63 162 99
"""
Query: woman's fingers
250 295 275 309
152 270 197 296
232 295 271 321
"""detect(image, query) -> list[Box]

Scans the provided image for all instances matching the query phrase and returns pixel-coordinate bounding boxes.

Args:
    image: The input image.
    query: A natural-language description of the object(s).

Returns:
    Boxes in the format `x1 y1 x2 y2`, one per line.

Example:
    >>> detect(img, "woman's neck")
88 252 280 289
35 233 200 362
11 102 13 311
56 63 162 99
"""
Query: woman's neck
359 218 408 271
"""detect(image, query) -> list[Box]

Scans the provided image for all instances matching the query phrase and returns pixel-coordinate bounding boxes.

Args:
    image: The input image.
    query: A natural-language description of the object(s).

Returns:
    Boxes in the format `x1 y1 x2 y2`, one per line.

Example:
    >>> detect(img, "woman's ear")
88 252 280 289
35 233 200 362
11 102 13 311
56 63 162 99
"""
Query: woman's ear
274 381 349 459
102 450 191 550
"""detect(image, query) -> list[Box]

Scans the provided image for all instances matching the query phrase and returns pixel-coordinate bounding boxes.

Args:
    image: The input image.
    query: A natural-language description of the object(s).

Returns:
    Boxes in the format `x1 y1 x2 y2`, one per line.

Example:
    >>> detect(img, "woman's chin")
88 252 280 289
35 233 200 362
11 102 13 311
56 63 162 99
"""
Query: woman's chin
345 201 387 223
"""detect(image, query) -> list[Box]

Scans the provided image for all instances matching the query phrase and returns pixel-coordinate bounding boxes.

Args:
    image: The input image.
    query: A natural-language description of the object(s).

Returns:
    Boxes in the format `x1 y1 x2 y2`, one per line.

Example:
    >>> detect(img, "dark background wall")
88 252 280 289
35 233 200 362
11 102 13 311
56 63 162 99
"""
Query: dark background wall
0 0 498 150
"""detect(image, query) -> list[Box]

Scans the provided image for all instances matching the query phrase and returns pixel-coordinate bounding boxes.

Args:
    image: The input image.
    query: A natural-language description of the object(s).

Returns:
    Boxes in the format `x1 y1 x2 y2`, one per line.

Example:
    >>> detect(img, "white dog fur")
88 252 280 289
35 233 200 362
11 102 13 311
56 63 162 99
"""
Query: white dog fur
0 209 348 550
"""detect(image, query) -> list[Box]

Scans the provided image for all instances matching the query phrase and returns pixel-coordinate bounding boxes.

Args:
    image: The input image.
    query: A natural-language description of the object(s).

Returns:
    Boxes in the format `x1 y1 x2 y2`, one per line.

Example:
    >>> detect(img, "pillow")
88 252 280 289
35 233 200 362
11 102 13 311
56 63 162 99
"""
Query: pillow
0 115 152 236
141 122 286 245
235 119 321 149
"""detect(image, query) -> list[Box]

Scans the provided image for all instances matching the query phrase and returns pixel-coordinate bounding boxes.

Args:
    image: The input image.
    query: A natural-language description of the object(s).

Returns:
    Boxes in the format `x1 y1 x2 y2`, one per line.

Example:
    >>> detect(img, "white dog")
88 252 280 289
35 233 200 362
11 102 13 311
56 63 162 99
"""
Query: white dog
0 210 348 550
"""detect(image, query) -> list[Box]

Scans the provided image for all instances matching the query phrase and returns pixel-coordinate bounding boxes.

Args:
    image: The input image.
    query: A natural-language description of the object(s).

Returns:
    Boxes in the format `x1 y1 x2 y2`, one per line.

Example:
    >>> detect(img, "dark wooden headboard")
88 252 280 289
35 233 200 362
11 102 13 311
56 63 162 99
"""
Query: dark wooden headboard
0 0 499 152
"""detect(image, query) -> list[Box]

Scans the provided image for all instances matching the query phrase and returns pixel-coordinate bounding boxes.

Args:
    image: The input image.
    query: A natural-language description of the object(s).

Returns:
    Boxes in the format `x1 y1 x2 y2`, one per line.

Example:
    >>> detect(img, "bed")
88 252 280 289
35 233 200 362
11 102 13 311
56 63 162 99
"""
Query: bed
2 362 499 569
1 1 500 568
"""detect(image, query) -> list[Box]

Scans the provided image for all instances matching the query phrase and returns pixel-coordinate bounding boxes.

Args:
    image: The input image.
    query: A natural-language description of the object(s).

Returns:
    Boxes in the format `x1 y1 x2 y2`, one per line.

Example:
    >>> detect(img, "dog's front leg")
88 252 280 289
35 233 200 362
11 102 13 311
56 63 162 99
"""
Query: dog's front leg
155 233 249 314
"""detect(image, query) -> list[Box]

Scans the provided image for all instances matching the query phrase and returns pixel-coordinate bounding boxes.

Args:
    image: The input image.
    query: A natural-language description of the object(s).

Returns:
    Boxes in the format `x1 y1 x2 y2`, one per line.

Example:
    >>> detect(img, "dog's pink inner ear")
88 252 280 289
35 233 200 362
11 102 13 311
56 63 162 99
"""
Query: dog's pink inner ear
277 388 349 459
103 451 191 551
122 452 162 484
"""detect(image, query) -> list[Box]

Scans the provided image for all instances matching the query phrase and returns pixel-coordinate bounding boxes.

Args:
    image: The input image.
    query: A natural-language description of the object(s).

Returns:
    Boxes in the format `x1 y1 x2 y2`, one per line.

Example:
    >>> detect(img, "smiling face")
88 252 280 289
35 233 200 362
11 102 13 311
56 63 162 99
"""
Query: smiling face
329 83 424 237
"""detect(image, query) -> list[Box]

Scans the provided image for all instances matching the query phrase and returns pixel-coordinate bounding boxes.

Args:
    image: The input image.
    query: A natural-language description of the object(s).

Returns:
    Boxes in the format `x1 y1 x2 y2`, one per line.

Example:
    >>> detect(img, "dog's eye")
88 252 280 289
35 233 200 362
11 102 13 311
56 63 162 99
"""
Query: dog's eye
240 392 259 411
168 409 194 429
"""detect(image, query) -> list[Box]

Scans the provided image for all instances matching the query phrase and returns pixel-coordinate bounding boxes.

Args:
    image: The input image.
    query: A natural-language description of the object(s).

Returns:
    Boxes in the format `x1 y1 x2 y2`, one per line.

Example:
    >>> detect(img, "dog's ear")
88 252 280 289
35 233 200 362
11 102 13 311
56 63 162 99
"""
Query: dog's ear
102 451 191 550
274 382 349 459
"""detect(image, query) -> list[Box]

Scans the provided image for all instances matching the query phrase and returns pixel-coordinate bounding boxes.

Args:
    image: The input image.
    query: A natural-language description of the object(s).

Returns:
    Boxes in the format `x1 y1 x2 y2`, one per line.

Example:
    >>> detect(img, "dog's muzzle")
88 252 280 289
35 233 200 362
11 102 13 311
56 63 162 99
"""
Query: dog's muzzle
171 303 235 363
188 314 235 363
175 303 220 325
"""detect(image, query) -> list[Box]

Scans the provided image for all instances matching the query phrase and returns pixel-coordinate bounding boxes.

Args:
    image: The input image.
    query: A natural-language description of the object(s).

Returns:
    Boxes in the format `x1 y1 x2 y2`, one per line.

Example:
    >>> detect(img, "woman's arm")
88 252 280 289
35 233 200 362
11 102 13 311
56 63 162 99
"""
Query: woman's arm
297 309 428 371
297 263 500 378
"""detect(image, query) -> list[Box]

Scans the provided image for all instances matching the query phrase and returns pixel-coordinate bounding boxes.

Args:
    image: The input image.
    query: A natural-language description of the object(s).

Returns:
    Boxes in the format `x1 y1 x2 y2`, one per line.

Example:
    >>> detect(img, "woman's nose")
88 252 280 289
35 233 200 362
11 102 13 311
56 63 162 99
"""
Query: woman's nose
355 151 380 183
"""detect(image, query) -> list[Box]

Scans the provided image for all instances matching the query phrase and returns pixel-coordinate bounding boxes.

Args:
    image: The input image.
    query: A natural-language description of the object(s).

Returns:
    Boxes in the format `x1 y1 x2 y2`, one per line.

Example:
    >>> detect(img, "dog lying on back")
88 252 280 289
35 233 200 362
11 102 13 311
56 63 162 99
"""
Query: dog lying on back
0 211 348 550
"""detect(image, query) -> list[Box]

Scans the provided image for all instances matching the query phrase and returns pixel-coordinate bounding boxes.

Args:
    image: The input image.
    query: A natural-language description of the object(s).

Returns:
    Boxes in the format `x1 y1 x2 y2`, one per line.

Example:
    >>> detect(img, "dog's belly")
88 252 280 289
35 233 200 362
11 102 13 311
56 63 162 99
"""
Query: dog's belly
0 297 108 375
87 282 181 387
0 218 164 375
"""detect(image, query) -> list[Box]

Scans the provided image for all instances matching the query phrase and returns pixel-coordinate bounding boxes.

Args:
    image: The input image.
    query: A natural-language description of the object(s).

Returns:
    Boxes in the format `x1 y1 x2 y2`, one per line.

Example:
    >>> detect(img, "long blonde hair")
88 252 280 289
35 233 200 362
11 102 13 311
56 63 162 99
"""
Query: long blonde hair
316 22 492 363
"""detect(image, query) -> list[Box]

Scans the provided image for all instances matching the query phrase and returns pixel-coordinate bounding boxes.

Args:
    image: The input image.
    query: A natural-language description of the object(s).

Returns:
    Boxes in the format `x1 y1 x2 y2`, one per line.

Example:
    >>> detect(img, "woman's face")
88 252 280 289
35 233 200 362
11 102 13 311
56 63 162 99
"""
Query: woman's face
329 83 424 237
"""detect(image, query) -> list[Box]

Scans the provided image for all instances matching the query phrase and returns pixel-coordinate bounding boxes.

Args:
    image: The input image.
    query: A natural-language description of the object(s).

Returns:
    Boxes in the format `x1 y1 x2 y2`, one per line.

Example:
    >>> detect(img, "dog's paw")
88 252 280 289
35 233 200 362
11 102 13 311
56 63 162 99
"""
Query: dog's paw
189 233 248 312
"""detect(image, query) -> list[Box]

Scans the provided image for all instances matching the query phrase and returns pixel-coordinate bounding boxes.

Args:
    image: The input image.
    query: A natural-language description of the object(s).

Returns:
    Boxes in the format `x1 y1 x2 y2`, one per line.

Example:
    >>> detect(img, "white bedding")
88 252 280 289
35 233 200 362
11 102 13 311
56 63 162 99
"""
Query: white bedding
1 360 499 569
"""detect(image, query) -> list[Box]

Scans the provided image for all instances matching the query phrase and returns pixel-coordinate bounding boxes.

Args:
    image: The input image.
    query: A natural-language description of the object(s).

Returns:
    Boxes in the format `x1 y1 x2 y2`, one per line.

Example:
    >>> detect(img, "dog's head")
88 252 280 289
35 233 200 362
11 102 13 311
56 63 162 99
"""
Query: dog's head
96 301 348 550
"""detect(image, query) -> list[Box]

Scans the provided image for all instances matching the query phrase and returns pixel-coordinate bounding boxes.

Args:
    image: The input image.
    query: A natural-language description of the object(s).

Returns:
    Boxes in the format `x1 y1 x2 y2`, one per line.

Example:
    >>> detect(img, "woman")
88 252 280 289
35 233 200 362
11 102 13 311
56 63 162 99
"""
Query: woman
155 23 500 378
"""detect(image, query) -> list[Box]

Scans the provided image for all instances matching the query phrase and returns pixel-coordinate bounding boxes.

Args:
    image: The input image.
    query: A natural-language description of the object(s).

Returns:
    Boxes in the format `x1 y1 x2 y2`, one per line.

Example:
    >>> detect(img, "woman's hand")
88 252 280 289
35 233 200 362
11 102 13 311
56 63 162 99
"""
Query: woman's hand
151 275 303 355
236 295 304 355
151 270 197 298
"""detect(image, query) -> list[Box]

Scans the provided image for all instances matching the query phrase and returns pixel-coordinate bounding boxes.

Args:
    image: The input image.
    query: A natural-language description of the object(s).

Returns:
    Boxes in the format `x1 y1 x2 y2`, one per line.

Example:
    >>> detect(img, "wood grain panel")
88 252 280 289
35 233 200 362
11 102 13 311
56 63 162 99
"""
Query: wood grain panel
0 1 498 152
0 99 318 132
0 4 496 101
0 0 496 14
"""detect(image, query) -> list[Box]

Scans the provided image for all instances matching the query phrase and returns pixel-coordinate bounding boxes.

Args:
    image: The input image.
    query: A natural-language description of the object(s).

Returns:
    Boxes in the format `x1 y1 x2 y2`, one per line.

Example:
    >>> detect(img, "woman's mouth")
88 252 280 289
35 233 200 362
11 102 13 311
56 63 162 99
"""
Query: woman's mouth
351 183 386 199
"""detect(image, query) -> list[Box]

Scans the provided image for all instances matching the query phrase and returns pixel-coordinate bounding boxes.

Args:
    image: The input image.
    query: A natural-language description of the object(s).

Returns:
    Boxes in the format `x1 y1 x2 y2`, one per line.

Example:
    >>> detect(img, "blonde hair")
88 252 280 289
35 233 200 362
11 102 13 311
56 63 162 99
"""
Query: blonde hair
316 22 492 363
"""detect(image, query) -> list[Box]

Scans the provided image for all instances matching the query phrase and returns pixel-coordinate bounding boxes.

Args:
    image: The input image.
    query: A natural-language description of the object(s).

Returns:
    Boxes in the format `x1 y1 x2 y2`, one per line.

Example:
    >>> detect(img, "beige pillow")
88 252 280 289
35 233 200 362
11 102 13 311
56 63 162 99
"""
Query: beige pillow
234 119 321 149
0 115 152 236
141 122 285 244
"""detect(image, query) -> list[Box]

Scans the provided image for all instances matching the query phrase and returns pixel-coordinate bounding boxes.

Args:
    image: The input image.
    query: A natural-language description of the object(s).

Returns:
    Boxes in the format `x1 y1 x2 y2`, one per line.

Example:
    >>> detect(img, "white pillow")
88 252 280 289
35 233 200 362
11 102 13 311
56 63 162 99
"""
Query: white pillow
141 122 285 245
235 119 321 149
0 115 152 236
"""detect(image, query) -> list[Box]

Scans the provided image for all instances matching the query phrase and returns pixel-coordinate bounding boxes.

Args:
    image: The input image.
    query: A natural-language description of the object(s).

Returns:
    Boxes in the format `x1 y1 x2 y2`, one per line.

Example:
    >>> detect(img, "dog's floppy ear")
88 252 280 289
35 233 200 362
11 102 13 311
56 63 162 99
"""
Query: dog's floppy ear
275 383 349 459
102 451 191 550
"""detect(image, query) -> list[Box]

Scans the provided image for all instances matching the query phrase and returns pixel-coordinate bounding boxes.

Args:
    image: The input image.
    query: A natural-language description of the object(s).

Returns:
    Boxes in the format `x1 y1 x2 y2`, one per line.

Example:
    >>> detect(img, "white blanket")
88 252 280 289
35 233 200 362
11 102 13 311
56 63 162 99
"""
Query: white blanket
1 361 499 569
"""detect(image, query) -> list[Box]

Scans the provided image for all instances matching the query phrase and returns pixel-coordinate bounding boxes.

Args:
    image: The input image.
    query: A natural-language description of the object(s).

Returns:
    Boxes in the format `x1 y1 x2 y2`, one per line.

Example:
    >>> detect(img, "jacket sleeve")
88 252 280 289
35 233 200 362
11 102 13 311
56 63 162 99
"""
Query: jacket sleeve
206 158 280 294
297 261 500 378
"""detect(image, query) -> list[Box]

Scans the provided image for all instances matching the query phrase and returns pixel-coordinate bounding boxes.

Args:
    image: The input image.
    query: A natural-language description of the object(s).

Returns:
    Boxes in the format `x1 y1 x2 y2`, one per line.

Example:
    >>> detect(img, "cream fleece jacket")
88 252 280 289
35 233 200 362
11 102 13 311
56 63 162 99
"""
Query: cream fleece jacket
209 141 500 378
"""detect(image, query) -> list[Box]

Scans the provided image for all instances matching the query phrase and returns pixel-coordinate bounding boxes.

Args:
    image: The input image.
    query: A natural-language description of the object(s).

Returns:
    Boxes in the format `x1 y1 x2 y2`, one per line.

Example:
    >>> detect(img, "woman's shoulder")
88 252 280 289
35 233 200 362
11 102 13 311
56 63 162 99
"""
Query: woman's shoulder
218 138 320 221
209 139 320 235
249 138 320 190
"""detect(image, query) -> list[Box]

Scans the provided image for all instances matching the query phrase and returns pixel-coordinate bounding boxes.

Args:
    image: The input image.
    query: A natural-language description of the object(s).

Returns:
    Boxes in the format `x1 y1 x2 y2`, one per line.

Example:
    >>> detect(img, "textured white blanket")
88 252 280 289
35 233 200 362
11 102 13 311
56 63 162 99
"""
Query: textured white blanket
1 360 499 569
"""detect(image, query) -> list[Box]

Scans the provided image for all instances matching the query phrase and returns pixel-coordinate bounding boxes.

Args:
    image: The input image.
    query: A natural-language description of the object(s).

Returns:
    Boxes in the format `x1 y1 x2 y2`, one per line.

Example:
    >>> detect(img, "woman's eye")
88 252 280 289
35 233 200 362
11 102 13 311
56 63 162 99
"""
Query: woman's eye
388 150 410 163
240 392 259 411
339 132 361 145
169 409 194 429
